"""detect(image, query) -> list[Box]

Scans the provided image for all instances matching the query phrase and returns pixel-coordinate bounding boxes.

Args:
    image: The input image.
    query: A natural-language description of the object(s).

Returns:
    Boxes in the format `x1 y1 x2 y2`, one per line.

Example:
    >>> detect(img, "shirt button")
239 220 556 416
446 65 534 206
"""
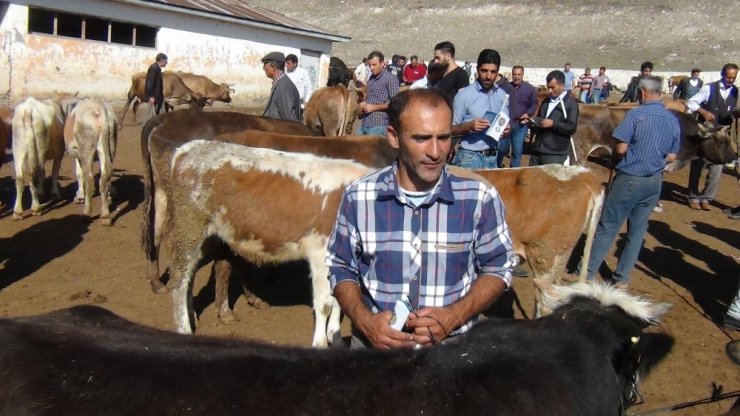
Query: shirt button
414 210 419 215
411 275 418 281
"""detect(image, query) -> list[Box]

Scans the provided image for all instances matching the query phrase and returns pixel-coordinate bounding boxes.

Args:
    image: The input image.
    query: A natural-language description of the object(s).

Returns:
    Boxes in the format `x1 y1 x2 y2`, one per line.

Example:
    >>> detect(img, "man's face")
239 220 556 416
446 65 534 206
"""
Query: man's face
158 59 168 69
511 68 524 85
724 68 738 85
547 78 565 98
368 57 384 76
285 60 297 72
599 68 605 75
388 100 452 192
641 67 652 76
262 61 276 78
434 50 450 69
410 58 418 67
476 63 499 90
564 64 571 72
398 58 406 67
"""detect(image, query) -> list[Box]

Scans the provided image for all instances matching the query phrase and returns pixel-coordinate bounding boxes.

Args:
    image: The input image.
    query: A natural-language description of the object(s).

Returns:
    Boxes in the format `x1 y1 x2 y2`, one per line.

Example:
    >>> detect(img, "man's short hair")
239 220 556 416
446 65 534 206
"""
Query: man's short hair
476 49 501 68
638 75 663 94
391 54 399 64
434 41 456 58
388 89 451 135
546 70 565 85
691 68 701 74
155 53 168 62
640 61 654 71
410 55 418 61
512 65 524 72
565 62 571 66
368 51 385 62
600 66 606 71
286 54 298 63
721 63 738 76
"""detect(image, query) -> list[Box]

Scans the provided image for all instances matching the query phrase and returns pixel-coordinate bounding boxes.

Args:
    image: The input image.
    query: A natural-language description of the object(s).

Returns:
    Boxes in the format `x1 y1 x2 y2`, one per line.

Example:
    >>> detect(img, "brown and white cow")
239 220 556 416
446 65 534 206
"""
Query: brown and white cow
153 139 371 347
141 110 318 293
63 99 118 225
11 95 78 219
303 85 363 136
172 71 233 105
120 72 207 123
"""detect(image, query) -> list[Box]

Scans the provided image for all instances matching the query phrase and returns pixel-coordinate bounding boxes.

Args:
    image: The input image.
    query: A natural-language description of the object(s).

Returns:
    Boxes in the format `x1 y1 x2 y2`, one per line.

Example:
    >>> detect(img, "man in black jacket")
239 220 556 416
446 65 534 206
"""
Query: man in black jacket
144 52 168 115
526 70 579 166
261 51 301 121
620 61 653 103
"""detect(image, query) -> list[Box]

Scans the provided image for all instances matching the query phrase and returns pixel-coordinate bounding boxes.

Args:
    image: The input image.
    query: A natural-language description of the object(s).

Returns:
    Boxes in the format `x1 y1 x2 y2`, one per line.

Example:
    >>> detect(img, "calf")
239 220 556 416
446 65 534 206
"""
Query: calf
152 140 371 347
140 110 317 293
172 71 234 105
0 282 672 416
63 99 118 225
304 85 363 136
11 95 78 219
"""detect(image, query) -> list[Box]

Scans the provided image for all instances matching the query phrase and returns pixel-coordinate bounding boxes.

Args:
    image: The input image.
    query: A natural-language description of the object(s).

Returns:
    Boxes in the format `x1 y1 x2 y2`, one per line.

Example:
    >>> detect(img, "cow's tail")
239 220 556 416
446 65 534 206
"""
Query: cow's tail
579 185 606 282
140 115 165 261
28 105 50 179
338 86 350 136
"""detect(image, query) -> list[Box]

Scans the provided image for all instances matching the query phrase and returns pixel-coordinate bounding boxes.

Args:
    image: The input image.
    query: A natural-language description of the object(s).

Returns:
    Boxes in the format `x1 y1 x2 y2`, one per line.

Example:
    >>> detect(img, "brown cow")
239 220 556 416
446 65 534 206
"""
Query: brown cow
140 110 318 294
171 71 233 105
120 72 207 123
303 85 363 136
668 75 689 95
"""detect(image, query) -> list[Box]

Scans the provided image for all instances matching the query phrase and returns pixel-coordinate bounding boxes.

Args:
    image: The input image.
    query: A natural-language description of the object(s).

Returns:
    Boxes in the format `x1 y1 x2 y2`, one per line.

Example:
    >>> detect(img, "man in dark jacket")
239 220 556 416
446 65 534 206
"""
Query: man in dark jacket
144 52 168 115
619 61 653 103
527 70 579 166
261 51 301 121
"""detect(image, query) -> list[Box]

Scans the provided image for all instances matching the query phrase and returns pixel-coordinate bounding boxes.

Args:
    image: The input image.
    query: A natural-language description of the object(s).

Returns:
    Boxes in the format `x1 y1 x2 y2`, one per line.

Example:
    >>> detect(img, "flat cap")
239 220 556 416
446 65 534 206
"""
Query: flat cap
261 51 285 63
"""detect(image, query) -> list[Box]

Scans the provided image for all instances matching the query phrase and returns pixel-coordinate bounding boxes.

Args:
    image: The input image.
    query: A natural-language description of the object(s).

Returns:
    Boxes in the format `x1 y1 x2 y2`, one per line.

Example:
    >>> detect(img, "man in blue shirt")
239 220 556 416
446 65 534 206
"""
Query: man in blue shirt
358 50 400 137
450 49 510 169
563 63 576 96
326 89 514 350
569 76 680 288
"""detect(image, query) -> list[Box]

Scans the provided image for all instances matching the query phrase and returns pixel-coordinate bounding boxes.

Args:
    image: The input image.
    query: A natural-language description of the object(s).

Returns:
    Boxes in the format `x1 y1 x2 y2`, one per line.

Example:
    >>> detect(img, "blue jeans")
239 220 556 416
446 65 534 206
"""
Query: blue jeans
580 172 662 284
358 125 387 137
497 124 528 168
580 90 591 103
451 148 498 169
592 88 603 104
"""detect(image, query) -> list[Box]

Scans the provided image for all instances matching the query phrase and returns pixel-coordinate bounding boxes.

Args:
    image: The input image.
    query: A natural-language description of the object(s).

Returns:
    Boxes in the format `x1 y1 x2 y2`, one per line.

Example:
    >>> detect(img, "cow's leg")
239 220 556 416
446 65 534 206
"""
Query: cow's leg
132 100 140 118
29 166 43 216
147 186 169 294
213 249 238 325
305 235 337 348
73 158 85 204
49 155 63 201
169 225 205 334
12 175 25 220
80 156 95 217
98 146 113 226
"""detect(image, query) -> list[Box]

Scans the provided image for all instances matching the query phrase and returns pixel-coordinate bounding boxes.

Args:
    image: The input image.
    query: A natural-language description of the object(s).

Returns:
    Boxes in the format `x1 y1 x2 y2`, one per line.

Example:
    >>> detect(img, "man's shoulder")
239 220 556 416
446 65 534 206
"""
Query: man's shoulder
446 166 495 193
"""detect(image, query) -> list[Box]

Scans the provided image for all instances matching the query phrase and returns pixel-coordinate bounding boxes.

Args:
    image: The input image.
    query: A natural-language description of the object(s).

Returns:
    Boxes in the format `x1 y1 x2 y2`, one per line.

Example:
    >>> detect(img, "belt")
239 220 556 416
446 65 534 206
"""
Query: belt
463 148 496 156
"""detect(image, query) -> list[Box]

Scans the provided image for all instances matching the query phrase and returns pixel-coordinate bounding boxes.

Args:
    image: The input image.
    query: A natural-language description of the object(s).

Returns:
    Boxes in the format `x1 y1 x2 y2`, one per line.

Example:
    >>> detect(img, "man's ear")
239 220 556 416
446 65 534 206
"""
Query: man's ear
387 126 401 149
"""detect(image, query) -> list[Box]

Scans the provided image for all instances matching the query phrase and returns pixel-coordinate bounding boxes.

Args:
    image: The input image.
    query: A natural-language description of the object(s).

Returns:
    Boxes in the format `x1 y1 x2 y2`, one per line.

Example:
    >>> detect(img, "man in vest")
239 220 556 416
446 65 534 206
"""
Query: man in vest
685 63 738 211
673 68 703 100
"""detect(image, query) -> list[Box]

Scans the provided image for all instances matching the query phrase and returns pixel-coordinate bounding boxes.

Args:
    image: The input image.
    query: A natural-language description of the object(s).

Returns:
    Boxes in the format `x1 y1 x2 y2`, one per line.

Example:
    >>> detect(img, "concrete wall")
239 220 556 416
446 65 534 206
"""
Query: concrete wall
0 1 335 107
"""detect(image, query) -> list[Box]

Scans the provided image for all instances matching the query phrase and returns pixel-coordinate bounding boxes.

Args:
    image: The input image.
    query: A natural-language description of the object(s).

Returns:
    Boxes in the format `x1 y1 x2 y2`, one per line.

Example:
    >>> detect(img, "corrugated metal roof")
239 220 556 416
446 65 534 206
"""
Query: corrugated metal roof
111 0 350 42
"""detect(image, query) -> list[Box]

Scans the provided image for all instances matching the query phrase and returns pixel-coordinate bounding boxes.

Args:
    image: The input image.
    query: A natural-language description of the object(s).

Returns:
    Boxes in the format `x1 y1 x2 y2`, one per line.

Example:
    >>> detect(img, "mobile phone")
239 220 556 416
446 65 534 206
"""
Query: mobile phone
482 111 497 124
390 299 413 331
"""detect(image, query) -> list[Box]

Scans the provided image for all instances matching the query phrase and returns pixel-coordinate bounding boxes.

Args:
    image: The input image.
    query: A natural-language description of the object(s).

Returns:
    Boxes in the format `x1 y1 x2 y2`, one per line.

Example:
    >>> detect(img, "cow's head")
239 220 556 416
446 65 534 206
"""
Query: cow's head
217 83 233 103
697 123 736 165
535 279 674 410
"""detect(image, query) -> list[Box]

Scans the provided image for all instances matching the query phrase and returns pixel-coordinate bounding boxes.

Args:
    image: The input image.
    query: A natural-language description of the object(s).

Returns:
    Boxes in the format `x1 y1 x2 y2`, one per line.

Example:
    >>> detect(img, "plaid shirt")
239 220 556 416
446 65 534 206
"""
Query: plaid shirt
360 69 399 128
326 163 514 335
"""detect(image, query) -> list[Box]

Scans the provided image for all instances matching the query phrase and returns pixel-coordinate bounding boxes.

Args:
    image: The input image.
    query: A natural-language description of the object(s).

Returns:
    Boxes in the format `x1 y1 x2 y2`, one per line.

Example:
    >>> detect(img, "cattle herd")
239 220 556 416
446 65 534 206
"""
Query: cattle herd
0 66 737 415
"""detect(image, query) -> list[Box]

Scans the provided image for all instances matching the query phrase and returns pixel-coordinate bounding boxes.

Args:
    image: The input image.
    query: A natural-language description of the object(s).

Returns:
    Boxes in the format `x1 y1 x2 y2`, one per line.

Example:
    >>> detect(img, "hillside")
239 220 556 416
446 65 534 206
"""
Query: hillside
249 0 739 72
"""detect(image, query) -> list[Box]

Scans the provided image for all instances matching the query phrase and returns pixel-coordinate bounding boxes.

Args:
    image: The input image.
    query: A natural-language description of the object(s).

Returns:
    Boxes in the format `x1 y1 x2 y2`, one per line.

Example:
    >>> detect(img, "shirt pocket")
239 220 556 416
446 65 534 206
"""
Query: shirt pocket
431 240 474 281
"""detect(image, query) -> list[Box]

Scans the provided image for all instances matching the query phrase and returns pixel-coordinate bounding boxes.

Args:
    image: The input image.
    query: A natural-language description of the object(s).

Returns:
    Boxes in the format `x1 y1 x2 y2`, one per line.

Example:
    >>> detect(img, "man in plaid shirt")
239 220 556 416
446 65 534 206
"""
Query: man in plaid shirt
326 89 514 350
358 50 400 137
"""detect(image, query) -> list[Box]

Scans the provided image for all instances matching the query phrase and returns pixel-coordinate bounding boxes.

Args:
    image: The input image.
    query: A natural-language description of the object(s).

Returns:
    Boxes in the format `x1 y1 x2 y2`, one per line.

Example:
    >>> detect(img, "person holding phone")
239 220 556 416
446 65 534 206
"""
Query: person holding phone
449 49 510 169
528 70 579 166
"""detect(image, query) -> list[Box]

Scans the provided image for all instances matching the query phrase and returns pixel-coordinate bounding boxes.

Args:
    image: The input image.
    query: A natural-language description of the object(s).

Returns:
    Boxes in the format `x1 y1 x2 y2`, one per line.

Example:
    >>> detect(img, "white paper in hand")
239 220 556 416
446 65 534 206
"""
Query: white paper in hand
390 299 412 331
486 111 509 142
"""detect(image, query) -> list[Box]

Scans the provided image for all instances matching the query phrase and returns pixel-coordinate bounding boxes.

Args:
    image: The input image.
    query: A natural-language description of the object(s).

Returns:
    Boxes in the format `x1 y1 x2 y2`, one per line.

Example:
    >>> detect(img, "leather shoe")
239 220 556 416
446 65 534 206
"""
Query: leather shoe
511 266 530 278
725 315 740 331
700 200 711 211
561 273 580 283
688 200 701 210
614 282 629 290
730 211 740 220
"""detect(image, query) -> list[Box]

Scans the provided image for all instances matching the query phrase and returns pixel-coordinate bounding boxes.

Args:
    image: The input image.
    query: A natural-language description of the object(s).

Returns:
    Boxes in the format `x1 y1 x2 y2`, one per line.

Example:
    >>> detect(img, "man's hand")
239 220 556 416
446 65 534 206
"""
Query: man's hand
519 113 530 125
359 101 373 114
502 124 511 137
406 307 456 347
469 118 491 132
698 108 715 122
539 118 554 128
357 310 418 350
148 97 155 105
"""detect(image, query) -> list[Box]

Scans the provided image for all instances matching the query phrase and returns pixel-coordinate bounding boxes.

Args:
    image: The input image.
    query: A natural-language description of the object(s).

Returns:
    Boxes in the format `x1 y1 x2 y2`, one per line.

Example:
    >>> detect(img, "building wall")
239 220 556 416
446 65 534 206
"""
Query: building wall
0 1 334 107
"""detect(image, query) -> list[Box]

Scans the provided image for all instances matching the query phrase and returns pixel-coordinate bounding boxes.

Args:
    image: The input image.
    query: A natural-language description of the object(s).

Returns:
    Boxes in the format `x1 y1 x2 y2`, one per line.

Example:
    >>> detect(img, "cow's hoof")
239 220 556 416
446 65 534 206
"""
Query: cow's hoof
12 212 23 220
100 217 112 226
218 311 239 325
247 294 270 310
149 280 168 294
74 197 84 204
31 210 42 217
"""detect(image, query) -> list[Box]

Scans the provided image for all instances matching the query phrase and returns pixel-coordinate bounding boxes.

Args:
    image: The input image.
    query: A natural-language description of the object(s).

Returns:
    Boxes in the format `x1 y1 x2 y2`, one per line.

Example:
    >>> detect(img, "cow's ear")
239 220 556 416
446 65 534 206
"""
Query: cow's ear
623 333 674 381
697 123 713 138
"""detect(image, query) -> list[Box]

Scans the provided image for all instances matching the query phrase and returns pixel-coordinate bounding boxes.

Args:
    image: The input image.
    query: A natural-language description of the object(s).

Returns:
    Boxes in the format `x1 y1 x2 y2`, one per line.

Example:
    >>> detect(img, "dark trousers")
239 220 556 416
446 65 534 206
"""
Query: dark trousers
529 153 568 166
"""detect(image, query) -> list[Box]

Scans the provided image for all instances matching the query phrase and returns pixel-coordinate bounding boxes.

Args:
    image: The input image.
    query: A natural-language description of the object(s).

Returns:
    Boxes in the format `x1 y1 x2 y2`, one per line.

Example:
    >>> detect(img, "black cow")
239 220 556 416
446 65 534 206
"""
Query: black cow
328 56 352 87
0 281 672 416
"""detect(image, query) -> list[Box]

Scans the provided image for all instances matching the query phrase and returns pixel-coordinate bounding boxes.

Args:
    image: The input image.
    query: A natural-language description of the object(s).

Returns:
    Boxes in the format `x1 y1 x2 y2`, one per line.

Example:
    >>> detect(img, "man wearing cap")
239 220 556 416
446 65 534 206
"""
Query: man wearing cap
261 51 301 121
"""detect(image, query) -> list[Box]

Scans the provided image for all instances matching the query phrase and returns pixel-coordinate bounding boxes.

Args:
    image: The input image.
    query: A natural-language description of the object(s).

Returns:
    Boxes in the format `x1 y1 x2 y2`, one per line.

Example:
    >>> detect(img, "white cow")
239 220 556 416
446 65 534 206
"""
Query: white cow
63 99 118 225
11 96 78 219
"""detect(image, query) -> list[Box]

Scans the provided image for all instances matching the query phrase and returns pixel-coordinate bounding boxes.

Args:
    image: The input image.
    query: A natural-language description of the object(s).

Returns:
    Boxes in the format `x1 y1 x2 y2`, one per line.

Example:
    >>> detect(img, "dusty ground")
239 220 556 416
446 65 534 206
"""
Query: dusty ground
0 105 738 414
248 0 739 71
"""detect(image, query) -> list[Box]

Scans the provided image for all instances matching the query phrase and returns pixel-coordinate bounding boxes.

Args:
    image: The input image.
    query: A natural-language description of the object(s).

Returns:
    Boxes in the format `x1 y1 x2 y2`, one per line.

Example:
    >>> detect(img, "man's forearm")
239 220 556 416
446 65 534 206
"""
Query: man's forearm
333 281 374 332
452 121 473 136
445 274 507 330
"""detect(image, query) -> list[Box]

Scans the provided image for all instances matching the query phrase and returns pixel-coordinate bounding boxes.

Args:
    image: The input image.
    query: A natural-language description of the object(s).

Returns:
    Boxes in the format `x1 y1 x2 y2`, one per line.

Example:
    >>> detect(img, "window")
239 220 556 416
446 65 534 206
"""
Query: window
27 7 158 48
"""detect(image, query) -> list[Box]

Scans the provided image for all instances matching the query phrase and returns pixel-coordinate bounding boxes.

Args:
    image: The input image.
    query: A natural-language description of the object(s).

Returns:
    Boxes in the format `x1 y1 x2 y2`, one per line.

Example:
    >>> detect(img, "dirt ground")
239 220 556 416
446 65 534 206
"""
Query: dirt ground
0 106 738 415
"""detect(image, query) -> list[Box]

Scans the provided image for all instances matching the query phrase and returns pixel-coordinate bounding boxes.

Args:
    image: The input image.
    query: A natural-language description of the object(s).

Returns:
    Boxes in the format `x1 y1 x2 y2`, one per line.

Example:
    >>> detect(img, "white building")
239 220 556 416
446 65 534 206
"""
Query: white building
0 0 350 107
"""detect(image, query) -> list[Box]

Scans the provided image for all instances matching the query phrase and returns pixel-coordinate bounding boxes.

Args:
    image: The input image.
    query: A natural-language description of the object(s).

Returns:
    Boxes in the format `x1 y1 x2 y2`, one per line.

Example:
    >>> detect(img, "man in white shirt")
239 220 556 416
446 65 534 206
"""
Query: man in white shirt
354 58 371 88
285 54 314 107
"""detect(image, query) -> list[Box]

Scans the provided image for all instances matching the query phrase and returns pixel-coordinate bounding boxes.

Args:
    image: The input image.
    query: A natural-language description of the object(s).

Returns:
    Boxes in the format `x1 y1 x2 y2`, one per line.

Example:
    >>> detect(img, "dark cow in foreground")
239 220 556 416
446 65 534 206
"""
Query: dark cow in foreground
140 110 317 294
303 85 363 136
120 72 207 123
328 56 352 87
0 281 673 416
171 71 234 105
